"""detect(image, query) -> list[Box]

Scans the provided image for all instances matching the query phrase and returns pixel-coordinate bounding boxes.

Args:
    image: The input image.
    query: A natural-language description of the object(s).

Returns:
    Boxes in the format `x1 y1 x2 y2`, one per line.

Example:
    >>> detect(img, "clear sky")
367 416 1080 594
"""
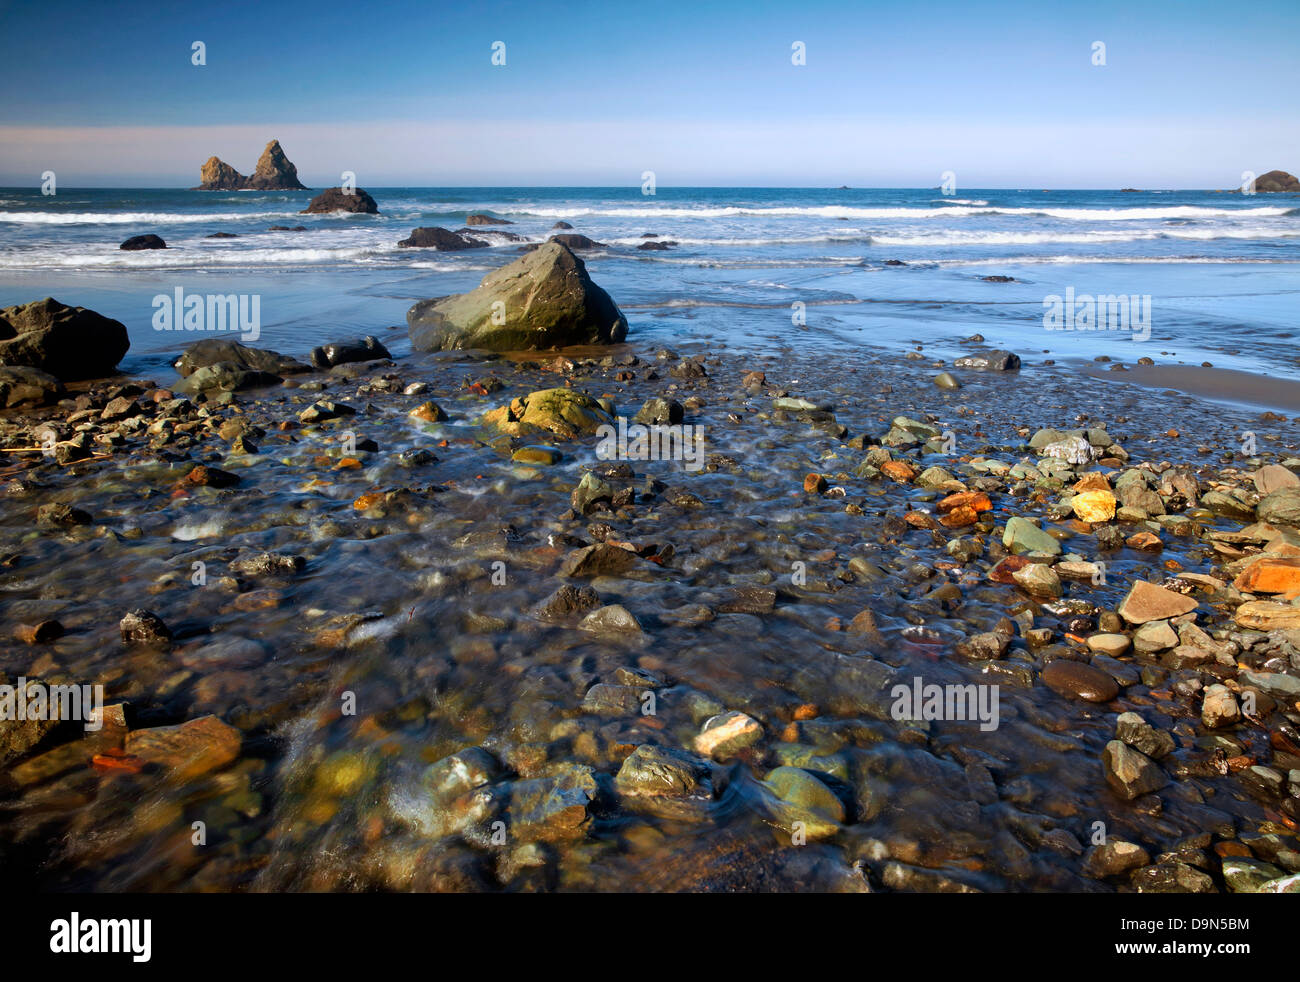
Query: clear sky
0 0 1296 187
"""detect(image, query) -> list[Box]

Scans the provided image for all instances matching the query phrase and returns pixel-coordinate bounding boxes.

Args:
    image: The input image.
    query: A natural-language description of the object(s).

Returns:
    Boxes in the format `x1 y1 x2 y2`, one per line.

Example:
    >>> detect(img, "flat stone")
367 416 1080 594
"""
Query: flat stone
1118 580 1198 624
124 715 241 780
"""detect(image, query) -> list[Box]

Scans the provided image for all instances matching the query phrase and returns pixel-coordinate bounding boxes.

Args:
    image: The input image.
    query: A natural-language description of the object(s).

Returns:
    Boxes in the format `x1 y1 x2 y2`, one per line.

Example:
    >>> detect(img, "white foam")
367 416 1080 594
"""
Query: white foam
0 210 302 225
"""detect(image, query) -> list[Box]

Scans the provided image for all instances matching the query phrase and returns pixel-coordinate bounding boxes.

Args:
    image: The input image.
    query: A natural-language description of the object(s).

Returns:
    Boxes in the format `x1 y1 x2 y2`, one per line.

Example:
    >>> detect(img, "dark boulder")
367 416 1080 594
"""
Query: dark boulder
120 234 166 250
398 227 487 250
172 339 309 394
552 221 574 230
301 187 379 214
0 366 64 407
549 233 605 250
637 240 675 251
309 335 392 369
0 298 129 380
466 213 512 225
205 232 239 239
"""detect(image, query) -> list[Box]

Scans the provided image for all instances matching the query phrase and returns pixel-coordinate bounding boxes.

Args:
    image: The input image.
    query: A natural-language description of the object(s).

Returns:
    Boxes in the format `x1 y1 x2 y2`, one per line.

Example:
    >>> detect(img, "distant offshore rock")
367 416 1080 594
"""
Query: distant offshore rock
1253 170 1299 193
407 241 627 352
193 139 308 191
301 187 379 214
466 213 512 226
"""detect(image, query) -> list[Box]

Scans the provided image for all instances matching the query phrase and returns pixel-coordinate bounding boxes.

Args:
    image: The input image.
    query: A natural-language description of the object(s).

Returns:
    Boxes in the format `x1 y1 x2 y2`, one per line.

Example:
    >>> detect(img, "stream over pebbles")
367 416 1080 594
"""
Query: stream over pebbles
1 340 1298 892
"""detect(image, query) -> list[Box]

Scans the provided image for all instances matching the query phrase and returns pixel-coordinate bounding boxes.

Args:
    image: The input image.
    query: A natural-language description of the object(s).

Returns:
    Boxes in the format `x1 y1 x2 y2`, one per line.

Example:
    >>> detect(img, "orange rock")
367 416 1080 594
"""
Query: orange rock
803 473 827 494
1073 472 1112 492
1232 556 1300 595
1072 490 1117 523
793 704 818 721
124 716 241 781
91 749 146 774
937 491 992 514
353 491 385 510
334 457 362 470
1214 841 1251 858
1126 531 1163 551
939 505 979 528
904 510 939 530
881 460 916 483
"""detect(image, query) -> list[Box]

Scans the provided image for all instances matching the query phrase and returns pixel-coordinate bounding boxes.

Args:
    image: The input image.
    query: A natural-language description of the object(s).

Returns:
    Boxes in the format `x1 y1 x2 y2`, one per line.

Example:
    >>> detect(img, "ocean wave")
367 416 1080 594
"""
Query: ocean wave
868 226 1296 246
503 203 1293 221
0 209 303 225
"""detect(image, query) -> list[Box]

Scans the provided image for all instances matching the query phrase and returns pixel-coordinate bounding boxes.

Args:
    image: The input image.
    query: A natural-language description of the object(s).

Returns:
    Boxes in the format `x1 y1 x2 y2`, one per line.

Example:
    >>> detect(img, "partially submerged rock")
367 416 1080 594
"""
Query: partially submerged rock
482 387 613 440
398 227 487 250
408 242 627 351
119 234 166 250
301 187 379 214
309 336 391 369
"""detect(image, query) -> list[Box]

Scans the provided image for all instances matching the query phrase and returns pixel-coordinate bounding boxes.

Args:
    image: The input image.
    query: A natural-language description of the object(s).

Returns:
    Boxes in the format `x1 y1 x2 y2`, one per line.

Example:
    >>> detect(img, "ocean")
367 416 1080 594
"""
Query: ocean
1 185 1298 386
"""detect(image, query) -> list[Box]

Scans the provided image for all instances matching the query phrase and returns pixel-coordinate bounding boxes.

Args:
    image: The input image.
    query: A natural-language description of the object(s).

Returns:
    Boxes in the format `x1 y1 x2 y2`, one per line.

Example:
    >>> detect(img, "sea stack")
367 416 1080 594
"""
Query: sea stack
1253 170 1300 193
193 140 308 191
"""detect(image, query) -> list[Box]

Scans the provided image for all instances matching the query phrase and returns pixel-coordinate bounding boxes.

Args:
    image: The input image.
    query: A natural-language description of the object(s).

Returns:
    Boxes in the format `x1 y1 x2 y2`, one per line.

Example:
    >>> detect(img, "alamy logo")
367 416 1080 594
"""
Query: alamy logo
1043 287 1150 341
152 288 261 342
595 418 705 472
890 675 1000 731
50 913 151 962
0 678 104 731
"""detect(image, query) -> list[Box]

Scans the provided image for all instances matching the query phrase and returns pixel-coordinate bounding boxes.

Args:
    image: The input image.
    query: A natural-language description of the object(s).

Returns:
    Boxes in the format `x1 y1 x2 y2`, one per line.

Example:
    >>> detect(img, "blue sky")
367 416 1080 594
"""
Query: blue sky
0 0 1296 186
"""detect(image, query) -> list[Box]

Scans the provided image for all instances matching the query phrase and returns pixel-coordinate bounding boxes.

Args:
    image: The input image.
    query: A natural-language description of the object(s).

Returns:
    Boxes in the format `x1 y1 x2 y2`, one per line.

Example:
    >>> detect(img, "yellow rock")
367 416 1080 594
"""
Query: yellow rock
1072 490 1117 523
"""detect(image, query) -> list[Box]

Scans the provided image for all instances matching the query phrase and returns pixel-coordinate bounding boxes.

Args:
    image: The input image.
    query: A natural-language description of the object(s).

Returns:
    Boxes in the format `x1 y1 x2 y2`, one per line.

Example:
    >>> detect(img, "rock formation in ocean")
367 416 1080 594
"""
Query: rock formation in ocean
1253 170 1299 193
398 227 487 250
193 140 308 191
301 187 379 214
407 241 628 352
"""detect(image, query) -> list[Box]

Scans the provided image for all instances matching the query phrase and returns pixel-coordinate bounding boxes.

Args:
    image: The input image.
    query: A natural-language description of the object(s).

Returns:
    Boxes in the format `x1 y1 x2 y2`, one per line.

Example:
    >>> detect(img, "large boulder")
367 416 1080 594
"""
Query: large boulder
407 241 628 352
0 366 64 407
192 139 308 191
243 139 307 190
549 233 605 250
173 338 309 377
0 298 129 380
398 227 486 250
1254 170 1299 193
466 213 512 226
172 339 310 394
301 187 378 214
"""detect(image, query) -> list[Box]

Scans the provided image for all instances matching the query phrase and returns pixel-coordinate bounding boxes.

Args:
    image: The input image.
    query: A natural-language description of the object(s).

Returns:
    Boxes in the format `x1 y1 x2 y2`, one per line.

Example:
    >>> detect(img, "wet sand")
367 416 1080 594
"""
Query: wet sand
1079 361 1300 414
